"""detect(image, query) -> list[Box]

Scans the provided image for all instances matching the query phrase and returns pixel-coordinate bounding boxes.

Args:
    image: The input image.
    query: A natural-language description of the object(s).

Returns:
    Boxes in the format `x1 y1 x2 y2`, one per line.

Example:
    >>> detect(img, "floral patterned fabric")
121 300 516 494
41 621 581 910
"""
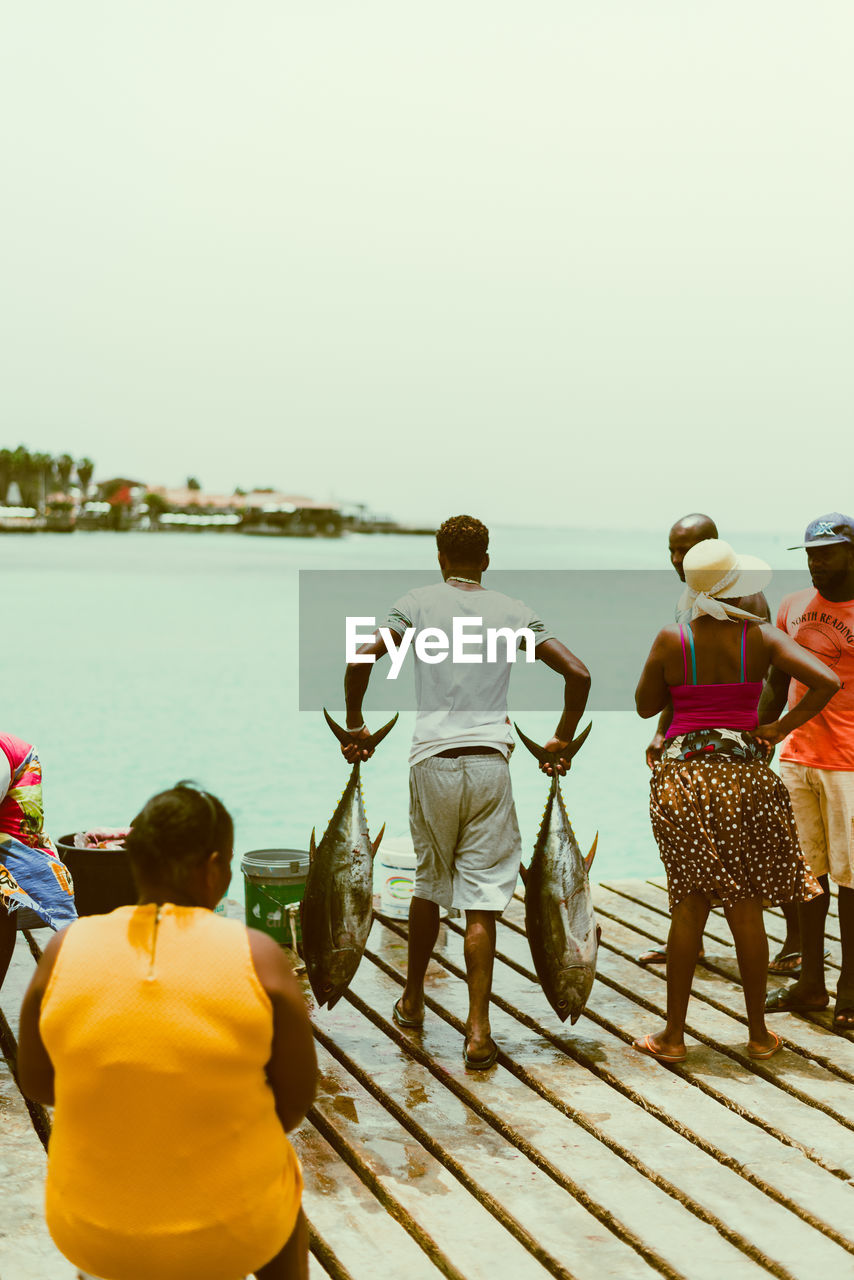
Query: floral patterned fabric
0 732 77 929
650 736 822 910
662 727 765 763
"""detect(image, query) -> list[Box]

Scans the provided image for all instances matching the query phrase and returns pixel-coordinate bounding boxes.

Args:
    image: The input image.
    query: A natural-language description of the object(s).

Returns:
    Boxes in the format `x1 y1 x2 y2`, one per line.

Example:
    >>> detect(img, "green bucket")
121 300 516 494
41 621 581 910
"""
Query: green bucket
241 849 310 951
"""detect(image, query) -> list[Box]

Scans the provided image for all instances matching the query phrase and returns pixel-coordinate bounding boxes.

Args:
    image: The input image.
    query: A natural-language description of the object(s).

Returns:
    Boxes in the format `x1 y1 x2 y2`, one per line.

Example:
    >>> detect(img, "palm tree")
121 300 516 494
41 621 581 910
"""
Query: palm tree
29 452 54 511
76 457 94 498
12 445 36 506
0 449 12 503
55 453 75 494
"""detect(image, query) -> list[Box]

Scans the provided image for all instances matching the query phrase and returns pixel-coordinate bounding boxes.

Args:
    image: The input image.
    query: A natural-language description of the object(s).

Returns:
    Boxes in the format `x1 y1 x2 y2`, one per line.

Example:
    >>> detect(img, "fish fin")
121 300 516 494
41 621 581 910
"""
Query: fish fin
309 828 316 862
584 832 599 874
365 714 399 751
512 720 593 768
518 861 529 887
323 708 399 754
371 823 386 858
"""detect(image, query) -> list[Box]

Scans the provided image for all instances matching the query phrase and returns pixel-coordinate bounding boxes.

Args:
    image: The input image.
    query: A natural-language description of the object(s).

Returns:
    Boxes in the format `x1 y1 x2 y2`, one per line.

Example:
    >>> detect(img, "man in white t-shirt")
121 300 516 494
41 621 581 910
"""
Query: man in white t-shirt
341 515 590 1069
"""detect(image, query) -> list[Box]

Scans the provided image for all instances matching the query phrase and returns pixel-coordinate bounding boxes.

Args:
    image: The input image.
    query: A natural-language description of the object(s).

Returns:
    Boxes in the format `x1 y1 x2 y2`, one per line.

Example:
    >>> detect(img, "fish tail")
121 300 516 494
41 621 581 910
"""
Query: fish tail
323 708 399 754
513 720 592 768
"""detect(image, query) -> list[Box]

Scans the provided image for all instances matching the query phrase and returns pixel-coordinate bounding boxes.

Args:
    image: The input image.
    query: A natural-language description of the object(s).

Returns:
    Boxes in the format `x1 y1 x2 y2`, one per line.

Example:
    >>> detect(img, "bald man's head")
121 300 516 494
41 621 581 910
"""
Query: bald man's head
668 512 718 581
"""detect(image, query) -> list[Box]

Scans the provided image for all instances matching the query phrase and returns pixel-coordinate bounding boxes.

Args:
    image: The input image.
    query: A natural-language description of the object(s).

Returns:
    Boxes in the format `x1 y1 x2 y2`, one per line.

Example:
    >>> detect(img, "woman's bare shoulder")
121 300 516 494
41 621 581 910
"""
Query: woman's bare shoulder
246 927 302 999
653 623 682 648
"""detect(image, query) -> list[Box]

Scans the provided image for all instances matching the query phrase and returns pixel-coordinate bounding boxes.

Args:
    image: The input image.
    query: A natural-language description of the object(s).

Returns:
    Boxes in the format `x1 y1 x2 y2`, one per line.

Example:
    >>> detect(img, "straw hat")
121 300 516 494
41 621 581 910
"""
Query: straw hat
681 539 771 621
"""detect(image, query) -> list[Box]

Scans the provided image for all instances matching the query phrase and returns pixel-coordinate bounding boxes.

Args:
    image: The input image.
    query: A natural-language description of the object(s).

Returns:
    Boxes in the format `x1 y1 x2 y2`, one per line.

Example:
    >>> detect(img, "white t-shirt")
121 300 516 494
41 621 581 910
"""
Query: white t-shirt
385 582 553 765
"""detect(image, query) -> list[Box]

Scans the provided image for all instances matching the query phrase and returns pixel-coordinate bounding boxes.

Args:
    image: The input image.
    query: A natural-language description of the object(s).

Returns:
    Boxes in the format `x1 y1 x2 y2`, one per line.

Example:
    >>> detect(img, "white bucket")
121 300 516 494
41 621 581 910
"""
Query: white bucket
375 836 416 918
374 835 451 919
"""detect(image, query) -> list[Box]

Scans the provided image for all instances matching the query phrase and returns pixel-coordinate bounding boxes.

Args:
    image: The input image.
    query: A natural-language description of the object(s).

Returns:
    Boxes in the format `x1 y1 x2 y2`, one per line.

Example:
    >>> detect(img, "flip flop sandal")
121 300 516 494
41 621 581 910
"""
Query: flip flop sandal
768 950 802 976
764 987 829 1014
632 1033 687 1064
833 990 854 1031
392 998 423 1029
463 1041 499 1070
747 1031 783 1059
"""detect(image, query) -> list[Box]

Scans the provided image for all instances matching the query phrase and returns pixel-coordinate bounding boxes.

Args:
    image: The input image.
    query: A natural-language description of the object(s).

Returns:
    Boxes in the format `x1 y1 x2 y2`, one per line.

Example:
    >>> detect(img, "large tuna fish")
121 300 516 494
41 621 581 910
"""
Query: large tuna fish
514 722 599 1023
300 710 397 1010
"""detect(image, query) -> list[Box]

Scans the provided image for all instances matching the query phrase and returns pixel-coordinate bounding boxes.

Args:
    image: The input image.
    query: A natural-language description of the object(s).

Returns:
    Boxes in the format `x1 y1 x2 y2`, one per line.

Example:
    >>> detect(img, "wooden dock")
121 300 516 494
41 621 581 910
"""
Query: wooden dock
2 882 853 1280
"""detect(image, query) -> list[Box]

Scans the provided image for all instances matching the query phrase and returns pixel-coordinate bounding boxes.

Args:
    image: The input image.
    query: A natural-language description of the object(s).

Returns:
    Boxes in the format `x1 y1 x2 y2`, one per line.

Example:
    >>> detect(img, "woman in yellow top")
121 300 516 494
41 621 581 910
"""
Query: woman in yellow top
18 782 317 1280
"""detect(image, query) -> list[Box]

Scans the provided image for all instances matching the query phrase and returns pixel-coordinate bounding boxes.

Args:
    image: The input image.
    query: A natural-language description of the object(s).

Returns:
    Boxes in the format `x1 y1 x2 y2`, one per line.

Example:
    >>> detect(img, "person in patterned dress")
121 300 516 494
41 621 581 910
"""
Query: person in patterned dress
0 731 77 992
633 540 839 1063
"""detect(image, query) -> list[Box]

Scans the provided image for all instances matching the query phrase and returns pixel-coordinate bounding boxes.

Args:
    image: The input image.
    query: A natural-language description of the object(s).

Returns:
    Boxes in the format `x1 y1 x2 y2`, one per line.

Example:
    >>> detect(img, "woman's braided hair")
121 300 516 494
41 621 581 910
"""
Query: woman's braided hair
125 781 233 888
436 514 489 562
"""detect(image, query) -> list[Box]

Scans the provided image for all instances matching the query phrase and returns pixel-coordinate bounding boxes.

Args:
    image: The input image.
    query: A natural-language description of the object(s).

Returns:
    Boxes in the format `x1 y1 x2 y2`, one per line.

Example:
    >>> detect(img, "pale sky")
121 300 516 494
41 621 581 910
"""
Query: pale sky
2 2 852 530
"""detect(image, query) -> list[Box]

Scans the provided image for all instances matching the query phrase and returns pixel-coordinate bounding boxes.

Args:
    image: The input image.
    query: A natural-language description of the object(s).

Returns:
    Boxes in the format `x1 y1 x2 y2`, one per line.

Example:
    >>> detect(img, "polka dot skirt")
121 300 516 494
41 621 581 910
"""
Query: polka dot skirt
650 756 822 910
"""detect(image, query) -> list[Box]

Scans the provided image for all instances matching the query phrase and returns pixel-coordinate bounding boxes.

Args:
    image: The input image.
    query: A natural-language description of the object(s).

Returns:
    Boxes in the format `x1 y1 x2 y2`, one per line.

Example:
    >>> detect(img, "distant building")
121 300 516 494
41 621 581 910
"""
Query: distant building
144 488 343 536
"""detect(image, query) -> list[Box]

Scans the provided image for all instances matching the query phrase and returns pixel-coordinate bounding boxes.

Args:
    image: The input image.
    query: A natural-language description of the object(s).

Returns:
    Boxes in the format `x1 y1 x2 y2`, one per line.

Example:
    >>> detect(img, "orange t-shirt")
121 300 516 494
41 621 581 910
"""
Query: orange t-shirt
777 588 854 771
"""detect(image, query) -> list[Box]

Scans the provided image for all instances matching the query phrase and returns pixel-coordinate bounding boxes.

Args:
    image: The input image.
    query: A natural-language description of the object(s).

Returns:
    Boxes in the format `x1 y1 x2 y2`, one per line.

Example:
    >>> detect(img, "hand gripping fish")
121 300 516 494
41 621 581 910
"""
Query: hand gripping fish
300 710 398 1010
514 722 599 1024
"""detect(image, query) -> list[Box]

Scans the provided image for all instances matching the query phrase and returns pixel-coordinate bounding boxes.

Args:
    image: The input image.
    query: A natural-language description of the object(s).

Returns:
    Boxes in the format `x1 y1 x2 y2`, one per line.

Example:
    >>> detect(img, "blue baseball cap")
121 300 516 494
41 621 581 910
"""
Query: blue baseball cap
788 512 854 550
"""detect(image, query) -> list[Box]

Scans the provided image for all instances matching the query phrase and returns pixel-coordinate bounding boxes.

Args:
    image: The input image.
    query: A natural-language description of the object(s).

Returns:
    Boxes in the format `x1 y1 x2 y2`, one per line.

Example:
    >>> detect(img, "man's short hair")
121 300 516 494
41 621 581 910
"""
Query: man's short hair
436 515 489 563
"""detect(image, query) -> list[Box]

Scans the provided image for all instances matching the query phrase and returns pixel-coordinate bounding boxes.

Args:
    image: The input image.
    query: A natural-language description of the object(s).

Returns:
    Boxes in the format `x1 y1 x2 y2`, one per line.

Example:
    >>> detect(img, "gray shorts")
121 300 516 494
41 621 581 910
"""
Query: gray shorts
409 753 522 911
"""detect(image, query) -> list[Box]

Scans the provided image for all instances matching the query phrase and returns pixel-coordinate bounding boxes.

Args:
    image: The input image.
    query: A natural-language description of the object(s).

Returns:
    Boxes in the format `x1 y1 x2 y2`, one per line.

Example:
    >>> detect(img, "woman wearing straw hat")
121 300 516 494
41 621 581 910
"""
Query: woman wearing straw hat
633 540 840 1062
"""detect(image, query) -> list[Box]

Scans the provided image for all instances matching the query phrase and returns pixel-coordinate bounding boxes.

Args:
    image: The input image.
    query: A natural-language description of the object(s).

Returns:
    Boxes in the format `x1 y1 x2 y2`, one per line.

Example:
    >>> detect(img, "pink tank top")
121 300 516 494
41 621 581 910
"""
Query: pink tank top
667 625 763 739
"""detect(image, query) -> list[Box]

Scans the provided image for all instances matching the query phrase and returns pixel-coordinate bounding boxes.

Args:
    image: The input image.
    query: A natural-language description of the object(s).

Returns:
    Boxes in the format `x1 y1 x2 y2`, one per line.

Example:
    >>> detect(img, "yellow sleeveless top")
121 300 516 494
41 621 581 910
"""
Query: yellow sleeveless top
40 905 303 1280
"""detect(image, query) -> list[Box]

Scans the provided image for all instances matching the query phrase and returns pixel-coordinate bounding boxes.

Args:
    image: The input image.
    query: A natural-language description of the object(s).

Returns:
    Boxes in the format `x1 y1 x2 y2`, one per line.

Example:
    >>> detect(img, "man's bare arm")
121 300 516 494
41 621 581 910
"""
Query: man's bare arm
342 630 393 761
534 639 591 775
751 627 840 746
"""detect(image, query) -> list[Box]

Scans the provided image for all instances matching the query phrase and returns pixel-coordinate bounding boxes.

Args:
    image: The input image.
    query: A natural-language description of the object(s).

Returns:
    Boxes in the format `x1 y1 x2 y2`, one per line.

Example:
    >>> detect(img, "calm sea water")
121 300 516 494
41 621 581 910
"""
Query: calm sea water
5 526 804 898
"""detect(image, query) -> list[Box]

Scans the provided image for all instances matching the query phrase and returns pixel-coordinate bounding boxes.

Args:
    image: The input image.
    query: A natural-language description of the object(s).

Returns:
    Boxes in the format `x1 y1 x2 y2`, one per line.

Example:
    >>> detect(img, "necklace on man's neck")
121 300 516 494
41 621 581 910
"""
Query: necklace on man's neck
447 575 482 586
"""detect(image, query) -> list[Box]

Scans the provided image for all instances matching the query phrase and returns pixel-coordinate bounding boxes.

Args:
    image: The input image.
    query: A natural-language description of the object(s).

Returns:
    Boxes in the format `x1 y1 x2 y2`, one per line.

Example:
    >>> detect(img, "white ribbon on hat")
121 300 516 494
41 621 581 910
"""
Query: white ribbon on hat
681 566 764 622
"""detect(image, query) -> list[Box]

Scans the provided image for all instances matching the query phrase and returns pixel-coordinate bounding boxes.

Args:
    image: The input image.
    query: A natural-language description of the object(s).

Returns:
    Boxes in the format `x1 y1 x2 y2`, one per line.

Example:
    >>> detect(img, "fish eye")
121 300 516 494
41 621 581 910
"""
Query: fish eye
557 998 568 1009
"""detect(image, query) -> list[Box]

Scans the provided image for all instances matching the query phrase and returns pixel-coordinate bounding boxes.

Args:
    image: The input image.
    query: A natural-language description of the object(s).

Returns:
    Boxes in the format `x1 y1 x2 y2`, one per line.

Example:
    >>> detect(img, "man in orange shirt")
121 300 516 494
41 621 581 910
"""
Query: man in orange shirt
762 514 854 1030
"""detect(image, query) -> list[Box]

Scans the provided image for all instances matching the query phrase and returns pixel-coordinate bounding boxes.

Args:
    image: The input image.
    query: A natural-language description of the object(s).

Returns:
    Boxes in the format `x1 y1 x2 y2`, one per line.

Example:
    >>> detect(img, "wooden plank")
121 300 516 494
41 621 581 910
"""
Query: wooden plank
292 1121 439 1280
591 885 842 970
489 909 854 1180
592 881 849 1045
582 900 854 1080
306 1039 555 1280
591 888 853 1067
599 881 843 971
491 906 854 1167
308 1253 335 1280
507 904 854 1125
633 878 842 946
0 1056 76 1279
339 953 747 1280
365 919 854 1278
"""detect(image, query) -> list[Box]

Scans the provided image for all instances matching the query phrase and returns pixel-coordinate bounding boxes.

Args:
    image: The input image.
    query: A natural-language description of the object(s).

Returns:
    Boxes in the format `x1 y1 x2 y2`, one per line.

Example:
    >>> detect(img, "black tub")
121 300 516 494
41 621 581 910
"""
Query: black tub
56 834 137 917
